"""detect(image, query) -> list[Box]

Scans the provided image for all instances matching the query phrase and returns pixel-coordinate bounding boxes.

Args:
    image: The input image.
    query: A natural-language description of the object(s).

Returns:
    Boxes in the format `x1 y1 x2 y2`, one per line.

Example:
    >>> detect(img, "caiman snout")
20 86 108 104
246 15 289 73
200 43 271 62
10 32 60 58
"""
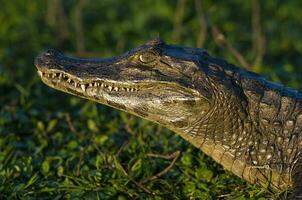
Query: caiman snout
35 49 63 70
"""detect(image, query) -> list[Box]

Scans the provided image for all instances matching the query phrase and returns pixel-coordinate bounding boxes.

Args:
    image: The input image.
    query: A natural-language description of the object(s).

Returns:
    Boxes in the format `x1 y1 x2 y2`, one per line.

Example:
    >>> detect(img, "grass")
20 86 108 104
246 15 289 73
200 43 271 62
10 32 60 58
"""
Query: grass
0 71 278 199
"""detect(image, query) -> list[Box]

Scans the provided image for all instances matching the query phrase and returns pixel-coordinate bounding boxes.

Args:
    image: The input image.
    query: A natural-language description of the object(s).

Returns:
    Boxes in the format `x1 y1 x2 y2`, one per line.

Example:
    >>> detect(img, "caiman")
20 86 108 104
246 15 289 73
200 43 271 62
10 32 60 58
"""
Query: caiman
35 38 302 199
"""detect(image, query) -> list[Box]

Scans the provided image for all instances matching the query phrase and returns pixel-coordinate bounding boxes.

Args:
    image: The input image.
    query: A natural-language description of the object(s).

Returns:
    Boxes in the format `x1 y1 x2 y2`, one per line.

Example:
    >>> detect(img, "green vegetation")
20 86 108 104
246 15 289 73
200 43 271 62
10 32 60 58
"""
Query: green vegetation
0 0 301 199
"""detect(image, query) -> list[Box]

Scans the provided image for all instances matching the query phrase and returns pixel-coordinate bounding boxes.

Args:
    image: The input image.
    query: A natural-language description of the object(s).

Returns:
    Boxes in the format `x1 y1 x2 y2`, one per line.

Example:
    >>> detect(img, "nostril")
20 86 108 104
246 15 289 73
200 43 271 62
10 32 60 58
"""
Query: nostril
44 51 53 57
43 49 60 58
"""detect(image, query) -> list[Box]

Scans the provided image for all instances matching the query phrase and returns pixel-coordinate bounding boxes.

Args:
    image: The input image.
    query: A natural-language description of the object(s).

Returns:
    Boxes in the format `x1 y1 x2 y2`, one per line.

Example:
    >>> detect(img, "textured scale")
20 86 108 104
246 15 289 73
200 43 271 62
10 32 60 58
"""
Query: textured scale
35 39 302 199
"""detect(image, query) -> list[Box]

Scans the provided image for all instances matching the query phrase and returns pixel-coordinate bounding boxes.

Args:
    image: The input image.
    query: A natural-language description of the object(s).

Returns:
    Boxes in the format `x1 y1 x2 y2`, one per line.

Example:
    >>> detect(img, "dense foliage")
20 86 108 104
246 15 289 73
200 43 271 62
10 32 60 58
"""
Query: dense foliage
1 0 302 199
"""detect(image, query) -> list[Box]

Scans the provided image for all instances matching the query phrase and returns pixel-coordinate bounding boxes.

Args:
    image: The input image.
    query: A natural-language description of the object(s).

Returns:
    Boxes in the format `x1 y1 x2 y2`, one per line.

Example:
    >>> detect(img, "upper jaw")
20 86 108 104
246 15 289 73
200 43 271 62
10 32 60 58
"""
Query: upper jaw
34 49 130 93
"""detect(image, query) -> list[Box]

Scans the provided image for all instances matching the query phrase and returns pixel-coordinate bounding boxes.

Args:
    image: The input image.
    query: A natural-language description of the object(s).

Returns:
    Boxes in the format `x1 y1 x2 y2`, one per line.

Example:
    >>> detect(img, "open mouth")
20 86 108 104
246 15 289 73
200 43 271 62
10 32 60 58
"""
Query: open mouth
37 70 140 93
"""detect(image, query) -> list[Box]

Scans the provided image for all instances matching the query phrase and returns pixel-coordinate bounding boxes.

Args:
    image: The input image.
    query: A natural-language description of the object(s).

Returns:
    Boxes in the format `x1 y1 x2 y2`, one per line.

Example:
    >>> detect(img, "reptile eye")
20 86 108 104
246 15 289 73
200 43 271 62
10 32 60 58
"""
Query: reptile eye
139 52 157 63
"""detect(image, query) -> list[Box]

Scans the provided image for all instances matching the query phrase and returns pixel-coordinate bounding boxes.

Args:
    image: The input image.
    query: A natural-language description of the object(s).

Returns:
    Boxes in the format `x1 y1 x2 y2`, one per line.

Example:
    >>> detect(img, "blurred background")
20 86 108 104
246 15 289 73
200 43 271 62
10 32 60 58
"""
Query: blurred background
1 0 302 199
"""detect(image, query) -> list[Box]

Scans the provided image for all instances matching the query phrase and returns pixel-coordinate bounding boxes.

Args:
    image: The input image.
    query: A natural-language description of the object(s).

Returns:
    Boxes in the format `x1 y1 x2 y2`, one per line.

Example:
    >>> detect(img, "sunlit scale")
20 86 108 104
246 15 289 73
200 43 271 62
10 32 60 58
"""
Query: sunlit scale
38 70 139 92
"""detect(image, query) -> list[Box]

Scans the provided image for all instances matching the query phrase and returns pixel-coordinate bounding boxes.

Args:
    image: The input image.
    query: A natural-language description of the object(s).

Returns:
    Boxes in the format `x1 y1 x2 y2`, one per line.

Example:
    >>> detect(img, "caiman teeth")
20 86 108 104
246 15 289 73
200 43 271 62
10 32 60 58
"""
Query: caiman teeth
38 70 140 93
38 71 43 77
81 84 86 91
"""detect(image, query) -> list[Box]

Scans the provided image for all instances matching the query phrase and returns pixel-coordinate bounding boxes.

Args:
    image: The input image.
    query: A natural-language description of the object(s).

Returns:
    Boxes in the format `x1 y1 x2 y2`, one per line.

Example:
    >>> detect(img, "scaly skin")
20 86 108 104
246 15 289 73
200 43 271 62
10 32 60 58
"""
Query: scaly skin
35 39 302 198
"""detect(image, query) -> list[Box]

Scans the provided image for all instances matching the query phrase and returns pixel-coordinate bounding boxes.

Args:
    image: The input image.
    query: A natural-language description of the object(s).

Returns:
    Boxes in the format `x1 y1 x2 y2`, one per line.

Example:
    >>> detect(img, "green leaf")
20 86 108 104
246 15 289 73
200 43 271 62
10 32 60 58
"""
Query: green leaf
24 173 38 189
46 119 57 132
195 167 213 182
181 153 192 166
57 166 64 177
42 160 50 174
66 140 78 150
37 121 45 132
87 119 99 133
130 158 142 172
94 134 108 146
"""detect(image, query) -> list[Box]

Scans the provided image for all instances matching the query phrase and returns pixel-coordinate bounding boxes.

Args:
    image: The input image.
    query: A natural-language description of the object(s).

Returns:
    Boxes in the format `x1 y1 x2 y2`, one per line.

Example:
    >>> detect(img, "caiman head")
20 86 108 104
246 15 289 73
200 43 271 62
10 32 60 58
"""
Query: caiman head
35 38 246 134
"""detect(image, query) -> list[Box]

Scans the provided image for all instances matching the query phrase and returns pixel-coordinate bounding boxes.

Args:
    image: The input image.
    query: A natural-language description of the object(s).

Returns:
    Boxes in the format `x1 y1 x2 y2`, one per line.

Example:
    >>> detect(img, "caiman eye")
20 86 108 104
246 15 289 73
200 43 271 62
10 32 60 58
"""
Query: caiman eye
139 51 157 63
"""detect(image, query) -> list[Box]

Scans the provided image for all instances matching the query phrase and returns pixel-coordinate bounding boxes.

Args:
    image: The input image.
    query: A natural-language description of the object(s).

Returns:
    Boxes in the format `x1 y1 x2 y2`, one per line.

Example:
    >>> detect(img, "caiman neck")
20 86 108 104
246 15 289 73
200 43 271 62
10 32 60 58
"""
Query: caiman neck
172 72 301 192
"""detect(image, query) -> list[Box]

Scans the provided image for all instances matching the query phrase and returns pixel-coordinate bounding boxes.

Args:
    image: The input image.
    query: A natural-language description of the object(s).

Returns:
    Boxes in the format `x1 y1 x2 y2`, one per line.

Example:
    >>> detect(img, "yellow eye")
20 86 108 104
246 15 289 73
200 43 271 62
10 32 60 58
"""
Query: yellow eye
139 52 157 63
